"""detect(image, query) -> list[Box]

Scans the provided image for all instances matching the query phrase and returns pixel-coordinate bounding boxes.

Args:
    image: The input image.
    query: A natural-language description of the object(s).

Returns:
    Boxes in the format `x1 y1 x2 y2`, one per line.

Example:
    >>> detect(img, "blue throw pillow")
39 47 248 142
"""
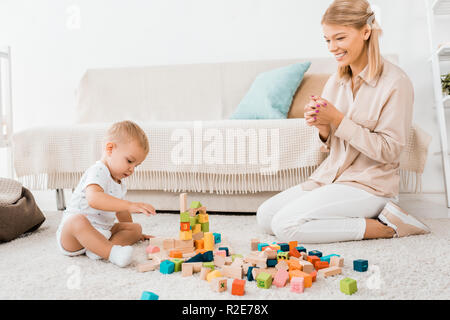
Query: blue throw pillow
229 61 311 119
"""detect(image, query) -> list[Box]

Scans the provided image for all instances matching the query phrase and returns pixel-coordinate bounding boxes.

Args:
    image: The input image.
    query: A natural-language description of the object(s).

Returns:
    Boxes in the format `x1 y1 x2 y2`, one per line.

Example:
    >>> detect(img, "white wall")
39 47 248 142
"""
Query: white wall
0 0 449 192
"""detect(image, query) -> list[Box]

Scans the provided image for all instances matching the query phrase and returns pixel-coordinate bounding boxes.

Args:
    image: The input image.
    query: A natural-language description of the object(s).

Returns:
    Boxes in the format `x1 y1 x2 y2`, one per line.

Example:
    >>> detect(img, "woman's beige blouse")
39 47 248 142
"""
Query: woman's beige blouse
301 57 414 198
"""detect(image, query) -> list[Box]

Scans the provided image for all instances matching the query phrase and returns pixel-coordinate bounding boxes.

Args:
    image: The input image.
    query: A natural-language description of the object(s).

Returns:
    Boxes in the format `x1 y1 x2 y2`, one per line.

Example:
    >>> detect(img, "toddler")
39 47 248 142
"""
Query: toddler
56 120 156 267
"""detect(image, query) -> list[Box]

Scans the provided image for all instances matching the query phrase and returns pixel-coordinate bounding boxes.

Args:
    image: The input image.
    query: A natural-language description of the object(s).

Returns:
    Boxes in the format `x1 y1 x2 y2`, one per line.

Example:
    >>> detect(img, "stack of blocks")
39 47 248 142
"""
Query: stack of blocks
138 193 370 297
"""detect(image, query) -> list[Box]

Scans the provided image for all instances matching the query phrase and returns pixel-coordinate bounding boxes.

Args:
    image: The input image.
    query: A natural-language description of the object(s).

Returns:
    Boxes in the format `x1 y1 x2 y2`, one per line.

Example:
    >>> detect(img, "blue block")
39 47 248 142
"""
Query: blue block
202 250 214 262
353 259 368 272
308 250 322 258
296 246 307 253
218 247 229 256
257 243 269 251
277 243 290 252
160 260 175 274
247 266 258 281
213 233 221 244
185 253 204 263
141 291 159 300
267 259 277 267
320 254 340 263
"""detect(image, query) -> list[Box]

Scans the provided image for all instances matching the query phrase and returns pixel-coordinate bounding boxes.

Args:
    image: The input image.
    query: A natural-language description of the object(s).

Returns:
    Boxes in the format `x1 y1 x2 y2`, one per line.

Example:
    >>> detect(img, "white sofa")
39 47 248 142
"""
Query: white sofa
13 55 431 212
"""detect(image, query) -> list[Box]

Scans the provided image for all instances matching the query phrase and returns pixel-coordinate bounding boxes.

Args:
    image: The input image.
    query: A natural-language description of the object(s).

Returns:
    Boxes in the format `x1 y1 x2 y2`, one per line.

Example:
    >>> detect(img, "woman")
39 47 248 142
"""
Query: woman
256 0 430 243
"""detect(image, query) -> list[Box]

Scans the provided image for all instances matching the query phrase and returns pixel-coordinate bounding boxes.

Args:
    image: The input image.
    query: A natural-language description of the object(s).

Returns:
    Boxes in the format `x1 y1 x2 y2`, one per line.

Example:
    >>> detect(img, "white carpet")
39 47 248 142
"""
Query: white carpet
1 211 449 300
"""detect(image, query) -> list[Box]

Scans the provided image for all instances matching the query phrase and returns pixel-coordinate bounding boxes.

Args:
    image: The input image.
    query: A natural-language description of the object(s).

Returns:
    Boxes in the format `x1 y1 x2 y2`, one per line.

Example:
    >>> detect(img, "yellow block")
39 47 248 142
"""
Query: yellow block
179 230 192 240
206 270 222 282
198 213 209 223
192 223 201 234
204 232 214 251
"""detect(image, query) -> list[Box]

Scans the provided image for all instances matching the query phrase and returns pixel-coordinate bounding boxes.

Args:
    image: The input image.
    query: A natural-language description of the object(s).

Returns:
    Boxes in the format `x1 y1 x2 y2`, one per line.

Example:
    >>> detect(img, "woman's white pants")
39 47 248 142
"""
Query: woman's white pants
256 183 398 244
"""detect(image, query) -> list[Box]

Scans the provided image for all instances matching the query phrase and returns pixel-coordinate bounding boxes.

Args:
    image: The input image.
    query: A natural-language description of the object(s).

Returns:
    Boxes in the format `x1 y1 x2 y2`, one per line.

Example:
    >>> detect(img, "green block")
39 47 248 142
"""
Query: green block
202 262 215 270
340 277 358 295
256 272 272 289
180 211 190 223
189 216 198 226
170 258 183 272
231 254 243 262
201 221 209 232
190 201 202 209
277 252 289 261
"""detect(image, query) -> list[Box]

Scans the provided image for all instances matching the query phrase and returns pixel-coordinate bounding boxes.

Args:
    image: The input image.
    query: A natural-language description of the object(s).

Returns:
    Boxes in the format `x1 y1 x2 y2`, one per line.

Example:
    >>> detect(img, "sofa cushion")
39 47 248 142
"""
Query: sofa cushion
229 62 311 119
288 73 331 118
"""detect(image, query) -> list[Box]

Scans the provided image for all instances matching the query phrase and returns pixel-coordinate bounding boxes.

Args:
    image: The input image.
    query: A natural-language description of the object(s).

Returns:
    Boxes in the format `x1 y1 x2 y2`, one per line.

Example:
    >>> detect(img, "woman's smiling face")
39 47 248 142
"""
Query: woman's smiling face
322 23 371 67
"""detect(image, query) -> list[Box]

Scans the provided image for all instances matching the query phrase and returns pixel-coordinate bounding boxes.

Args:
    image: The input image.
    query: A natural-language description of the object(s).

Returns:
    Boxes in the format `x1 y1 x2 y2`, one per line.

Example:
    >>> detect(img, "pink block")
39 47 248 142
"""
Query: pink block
146 245 160 254
290 277 304 293
273 269 289 288
215 250 226 257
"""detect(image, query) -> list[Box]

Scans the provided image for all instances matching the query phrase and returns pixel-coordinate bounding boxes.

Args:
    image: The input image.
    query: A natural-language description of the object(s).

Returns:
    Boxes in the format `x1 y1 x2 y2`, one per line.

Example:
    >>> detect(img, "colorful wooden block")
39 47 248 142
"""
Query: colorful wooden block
194 239 204 249
231 279 246 296
269 244 281 251
190 201 202 209
353 259 368 272
145 245 160 254
257 243 269 251
189 216 198 226
320 254 340 263
318 266 342 278
308 250 322 257
192 223 201 234
162 238 175 250
288 241 298 251
201 222 210 232
290 277 304 293
275 260 289 271
267 259 277 267
307 255 320 267
207 270 222 282
214 254 226 268
141 291 159 300
256 272 272 289
202 250 214 262
160 260 175 274
218 247 229 256
289 270 312 288
310 270 317 282
213 233 221 244
170 258 183 272
264 248 278 260
180 193 187 213
200 267 211 280
277 252 289 261
198 213 209 223
315 261 329 271
340 277 358 295
289 248 301 258
231 254 243 262
278 243 290 252
137 261 156 272
221 265 243 279
182 263 194 277
330 256 344 267
247 266 257 281
169 250 183 258
298 260 314 273
210 277 227 293
215 250 226 257
180 211 190 223
185 252 203 263
179 230 192 240
273 269 289 288
203 232 214 251
287 259 301 271
203 261 215 270
296 246 307 253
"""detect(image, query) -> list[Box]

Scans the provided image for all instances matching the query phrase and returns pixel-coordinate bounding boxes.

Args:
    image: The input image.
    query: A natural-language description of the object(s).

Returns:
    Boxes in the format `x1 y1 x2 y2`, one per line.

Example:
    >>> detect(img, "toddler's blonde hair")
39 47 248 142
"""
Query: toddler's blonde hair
104 120 149 154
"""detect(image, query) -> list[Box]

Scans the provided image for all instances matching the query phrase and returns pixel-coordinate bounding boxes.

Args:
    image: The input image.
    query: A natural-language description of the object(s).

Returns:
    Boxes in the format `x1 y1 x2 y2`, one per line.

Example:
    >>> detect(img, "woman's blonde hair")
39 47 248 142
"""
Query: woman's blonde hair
105 120 149 154
321 0 383 82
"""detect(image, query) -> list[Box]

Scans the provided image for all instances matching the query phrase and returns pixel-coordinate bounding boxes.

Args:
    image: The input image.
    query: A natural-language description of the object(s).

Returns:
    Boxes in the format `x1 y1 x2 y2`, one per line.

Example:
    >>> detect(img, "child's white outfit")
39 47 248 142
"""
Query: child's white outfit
56 160 127 256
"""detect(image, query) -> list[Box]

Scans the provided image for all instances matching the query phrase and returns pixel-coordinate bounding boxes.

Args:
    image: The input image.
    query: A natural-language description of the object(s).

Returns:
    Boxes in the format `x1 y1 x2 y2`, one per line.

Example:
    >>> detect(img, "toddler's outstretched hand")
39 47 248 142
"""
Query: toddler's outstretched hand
128 202 156 216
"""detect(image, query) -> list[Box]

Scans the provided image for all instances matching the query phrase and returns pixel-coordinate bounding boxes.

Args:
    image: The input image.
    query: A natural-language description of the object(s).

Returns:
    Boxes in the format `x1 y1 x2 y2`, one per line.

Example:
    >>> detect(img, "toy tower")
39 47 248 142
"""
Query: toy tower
179 193 209 240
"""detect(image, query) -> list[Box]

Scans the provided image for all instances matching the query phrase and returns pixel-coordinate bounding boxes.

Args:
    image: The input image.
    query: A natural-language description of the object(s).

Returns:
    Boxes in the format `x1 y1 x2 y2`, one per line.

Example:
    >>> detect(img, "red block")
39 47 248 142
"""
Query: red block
180 222 190 231
309 270 317 282
307 255 320 267
231 279 246 296
315 261 329 271
289 248 301 258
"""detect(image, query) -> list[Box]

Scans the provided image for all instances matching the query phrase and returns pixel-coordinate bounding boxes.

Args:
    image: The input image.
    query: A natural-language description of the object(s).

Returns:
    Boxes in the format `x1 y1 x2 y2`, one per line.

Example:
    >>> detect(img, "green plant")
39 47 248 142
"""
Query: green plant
442 73 450 96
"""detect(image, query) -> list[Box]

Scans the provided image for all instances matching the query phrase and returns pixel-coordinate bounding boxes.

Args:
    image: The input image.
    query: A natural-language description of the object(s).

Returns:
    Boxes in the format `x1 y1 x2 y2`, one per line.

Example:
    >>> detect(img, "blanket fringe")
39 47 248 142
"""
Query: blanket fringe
17 167 423 195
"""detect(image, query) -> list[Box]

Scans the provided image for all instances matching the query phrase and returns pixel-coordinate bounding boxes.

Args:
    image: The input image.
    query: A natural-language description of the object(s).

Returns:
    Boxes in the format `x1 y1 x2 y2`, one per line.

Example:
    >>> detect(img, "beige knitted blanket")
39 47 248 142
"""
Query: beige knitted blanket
12 119 431 194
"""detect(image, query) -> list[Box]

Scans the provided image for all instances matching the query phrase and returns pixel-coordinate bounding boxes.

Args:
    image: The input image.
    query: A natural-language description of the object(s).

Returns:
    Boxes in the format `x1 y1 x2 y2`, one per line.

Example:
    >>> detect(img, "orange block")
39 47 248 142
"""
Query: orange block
315 261 329 271
180 222 190 231
194 239 204 249
169 250 183 258
289 248 301 258
288 241 298 251
195 248 206 254
289 270 312 288
307 255 320 267
309 270 317 282
231 279 246 296
287 260 302 271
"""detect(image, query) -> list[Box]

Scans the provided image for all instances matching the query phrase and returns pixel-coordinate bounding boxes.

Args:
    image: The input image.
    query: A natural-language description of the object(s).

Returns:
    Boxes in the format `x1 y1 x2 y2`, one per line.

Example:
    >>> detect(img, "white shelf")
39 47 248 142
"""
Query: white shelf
433 0 450 15
437 44 450 60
